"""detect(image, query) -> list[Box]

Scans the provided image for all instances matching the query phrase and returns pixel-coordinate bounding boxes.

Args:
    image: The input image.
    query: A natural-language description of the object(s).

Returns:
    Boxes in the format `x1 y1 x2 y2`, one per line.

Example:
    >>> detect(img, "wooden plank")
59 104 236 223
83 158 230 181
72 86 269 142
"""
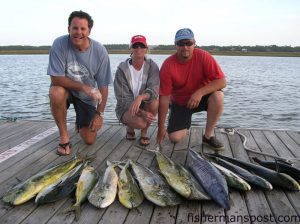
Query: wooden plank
262 130 296 158
0 123 42 149
26 127 126 223
0 123 75 173
150 127 181 224
0 125 114 222
287 131 300 146
214 130 250 224
92 126 156 224
243 130 299 223
261 130 300 217
0 124 78 184
1 124 300 224
0 121 54 149
274 131 300 158
26 125 123 224
122 126 175 224
0 120 31 140
96 126 158 224
0 146 79 222
0 129 87 221
196 128 226 224
228 130 272 223
0 121 20 130
175 127 202 224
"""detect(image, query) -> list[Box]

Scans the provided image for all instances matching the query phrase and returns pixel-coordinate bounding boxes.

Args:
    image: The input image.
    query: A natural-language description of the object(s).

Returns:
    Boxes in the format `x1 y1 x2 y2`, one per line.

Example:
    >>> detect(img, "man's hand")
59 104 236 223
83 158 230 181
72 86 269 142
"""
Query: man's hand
89 88 102 105
156 126 166 144
187 91 203 109
89 114 103 132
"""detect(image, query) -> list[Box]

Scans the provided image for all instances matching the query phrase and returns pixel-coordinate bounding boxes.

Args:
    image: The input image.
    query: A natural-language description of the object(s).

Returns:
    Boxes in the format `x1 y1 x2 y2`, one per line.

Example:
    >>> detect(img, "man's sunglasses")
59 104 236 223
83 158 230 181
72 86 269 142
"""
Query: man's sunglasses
132 44 147 49
176 41 194 47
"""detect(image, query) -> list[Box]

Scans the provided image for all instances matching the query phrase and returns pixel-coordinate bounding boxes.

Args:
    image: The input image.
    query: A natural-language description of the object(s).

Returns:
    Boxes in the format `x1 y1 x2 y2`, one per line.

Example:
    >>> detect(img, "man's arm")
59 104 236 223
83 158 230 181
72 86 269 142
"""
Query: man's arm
97 86 109 113
51 76 90 93
197 78 226 96
187 78 226 109
88 86 108 132
51 76 101 102
157 95 170 144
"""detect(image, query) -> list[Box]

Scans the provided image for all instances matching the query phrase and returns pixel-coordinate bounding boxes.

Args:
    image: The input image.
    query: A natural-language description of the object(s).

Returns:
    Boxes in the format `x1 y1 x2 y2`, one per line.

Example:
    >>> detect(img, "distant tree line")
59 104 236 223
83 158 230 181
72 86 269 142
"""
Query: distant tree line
150 45 300 52
0 45 51 51
1 44 300 52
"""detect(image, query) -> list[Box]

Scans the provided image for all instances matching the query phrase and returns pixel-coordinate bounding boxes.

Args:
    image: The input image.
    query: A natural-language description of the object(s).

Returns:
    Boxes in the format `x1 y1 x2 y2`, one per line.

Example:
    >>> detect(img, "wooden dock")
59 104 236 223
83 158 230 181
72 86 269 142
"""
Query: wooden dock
0 120 300 224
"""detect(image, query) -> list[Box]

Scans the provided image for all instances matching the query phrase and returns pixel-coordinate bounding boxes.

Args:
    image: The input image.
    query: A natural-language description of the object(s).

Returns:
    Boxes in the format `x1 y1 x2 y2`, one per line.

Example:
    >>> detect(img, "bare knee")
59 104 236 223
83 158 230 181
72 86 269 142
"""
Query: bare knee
123 114 148 130
83 137 96 145
80 128 96 145
49 86 68 103
144 99 159 116
168 130 187 144
149 99 159 114
209 91 224 104
133 119 148 130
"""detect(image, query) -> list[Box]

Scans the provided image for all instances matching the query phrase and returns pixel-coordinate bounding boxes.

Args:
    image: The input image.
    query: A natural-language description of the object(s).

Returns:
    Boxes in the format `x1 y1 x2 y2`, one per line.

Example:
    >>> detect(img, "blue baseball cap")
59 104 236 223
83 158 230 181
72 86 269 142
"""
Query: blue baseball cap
175 28 194 44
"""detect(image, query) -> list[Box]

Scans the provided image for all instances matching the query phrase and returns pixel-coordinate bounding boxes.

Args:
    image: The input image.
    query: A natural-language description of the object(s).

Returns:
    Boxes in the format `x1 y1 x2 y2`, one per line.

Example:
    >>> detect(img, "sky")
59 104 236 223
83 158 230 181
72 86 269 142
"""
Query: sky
1 0 300 46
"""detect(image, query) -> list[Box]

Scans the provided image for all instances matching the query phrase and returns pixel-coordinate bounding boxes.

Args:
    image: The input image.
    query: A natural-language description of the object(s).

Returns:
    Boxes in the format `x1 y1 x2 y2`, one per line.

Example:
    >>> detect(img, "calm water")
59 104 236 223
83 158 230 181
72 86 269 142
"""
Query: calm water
0 54 299 131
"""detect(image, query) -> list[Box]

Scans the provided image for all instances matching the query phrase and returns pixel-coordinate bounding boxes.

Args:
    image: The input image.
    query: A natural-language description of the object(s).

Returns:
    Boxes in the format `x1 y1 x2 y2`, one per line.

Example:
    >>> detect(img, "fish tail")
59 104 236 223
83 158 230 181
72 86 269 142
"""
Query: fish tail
73 204 81 221
251 157 261 164
63 204 81 221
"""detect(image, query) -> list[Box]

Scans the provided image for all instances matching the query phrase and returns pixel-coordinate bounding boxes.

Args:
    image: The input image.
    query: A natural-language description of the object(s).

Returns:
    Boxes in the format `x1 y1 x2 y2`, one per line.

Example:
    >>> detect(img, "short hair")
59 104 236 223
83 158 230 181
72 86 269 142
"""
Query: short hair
68 10 94 30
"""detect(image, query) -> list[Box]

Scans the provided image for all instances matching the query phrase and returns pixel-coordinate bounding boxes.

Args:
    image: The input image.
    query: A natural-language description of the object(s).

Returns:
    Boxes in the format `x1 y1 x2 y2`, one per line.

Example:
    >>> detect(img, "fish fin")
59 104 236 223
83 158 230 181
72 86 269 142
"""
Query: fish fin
189 145 201 151
15 177 22 183
275 158 293 166
133 207 142 215
203 153 215 159
274 159 280 173
73 148 95 163
117 164 124 169
146 144 160 152
107 160 112 166
74 151 95 163
116 160 130 169
74 146 80 157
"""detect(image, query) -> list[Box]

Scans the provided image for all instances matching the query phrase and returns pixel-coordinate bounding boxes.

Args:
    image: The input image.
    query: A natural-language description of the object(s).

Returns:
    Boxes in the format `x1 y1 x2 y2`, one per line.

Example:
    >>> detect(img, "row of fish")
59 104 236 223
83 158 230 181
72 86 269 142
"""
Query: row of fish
2 148 300 220
206 153 300 191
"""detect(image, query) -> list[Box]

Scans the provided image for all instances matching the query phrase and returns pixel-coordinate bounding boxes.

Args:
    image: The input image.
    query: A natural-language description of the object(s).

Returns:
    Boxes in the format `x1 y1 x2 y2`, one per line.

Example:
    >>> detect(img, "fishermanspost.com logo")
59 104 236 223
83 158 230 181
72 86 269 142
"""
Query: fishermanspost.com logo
187 211 300 223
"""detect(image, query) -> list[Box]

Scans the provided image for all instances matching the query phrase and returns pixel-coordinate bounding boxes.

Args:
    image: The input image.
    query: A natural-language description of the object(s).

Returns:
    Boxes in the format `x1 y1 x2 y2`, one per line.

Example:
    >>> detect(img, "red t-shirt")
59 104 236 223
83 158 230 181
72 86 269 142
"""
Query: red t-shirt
159 48 225 106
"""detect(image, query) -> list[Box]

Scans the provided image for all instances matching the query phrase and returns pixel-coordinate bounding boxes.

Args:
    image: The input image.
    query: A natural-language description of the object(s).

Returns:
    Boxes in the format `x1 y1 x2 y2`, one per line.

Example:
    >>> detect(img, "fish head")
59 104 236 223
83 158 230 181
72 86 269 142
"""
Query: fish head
2 185 25 205
3 183 35 205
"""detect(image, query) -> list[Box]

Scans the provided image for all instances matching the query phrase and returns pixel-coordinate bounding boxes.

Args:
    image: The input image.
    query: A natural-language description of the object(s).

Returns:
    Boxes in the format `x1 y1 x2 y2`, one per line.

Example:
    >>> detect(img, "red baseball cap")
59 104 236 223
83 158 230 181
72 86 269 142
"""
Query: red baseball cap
130 35 148 47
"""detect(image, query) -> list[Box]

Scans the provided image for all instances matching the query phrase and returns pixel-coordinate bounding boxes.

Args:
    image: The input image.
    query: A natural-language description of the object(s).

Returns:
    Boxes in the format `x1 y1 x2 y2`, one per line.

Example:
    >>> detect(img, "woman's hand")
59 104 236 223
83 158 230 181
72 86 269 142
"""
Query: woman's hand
129 96 143 116
138 109 156 123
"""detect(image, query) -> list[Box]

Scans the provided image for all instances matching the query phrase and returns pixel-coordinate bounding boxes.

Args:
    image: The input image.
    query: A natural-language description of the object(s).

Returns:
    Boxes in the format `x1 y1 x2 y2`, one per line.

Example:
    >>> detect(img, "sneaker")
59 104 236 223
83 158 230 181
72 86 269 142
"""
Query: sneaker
203 135 224 151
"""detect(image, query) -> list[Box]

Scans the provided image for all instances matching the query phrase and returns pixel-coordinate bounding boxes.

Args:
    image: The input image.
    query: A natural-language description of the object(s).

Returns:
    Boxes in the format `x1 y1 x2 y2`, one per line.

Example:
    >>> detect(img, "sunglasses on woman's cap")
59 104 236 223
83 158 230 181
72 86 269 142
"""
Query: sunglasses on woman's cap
176 40 194 47
132 43 147 49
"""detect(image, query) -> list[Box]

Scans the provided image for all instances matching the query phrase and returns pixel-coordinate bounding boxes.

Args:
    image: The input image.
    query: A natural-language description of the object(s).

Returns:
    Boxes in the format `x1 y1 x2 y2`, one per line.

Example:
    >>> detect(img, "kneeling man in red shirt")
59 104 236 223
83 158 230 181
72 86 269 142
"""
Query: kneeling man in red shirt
157 28 227 150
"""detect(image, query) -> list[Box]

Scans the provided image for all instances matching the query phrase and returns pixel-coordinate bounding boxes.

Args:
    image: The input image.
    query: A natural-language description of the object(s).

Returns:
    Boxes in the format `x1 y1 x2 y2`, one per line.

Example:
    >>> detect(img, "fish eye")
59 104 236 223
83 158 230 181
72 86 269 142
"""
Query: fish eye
146 177 154 185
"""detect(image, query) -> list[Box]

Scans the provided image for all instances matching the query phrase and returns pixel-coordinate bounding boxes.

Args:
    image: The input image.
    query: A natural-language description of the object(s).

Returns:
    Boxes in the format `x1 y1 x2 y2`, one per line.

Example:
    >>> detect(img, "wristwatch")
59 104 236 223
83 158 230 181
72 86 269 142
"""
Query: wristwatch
95 111 104 117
